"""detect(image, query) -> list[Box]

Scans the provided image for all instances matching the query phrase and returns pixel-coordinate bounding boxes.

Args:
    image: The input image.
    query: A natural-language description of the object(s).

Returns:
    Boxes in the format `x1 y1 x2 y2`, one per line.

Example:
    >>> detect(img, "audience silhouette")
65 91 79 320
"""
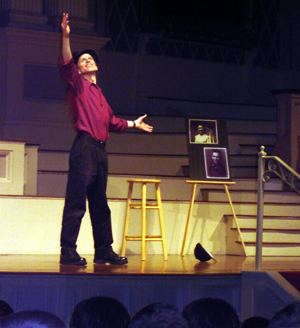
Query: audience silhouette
181 298 240 328
0 300 13 318
128 302 188 328
242 316 270 328
2 297 300 328
0 310 67 328
69 296 130 328
267 302 300 328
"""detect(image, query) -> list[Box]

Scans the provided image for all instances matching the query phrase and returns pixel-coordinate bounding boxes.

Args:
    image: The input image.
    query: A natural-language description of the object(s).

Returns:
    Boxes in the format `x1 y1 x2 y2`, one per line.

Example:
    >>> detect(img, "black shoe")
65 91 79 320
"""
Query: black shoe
60 247 87 266
94 250 128 265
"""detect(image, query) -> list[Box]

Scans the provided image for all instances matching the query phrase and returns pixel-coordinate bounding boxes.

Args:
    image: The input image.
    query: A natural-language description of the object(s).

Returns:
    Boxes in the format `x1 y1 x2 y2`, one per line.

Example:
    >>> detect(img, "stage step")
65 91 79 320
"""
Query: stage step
35 118 277 192
238 144 275 155
37 167 285 201
37 154 280 197
226 214 300 256
202 189 300 204
229 155 258 166
2 177 299 257
237 242 300 256
228 134 277 155
226 120 276 134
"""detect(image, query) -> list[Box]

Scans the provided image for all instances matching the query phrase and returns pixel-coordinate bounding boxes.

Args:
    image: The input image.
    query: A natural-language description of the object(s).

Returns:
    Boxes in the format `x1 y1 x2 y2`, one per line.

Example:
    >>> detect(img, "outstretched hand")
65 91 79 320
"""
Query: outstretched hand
61 13 70 37
135 114 153 133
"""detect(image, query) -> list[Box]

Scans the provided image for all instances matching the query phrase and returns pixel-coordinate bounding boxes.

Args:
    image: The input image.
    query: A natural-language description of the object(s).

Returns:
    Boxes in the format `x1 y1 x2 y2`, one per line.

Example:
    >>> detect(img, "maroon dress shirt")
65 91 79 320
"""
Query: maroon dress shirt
60 57 128 142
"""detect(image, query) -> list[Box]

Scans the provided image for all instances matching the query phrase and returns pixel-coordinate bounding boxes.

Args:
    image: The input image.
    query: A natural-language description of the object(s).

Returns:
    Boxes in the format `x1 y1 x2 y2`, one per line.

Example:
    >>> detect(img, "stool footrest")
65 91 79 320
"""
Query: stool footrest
130 204 159 208
129 207 160 210
145 238 164 241
125 238 164 242
125 235 163 239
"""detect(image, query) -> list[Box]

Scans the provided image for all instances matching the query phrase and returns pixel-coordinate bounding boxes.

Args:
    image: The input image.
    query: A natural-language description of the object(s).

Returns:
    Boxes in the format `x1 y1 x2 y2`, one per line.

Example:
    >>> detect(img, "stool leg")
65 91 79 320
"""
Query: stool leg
141 182 147 261
156 183 168 261
181 183 197 256
121 182 133 257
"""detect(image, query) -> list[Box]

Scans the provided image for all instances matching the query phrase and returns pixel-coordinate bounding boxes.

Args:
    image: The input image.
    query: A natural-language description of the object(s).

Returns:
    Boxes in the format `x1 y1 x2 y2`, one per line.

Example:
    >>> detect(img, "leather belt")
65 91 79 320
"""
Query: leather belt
78 131 106 148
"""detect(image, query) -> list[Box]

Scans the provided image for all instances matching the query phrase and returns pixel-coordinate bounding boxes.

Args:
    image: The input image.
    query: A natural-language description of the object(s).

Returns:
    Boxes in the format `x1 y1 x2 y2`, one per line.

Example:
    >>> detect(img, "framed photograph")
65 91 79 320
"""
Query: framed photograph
188 118 231 180
204 147 230 179
189 119 218 144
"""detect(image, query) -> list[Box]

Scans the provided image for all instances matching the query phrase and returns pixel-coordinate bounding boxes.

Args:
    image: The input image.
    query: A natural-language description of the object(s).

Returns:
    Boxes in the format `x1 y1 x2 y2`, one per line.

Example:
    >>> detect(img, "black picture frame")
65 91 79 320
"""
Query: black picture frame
187 118 231 181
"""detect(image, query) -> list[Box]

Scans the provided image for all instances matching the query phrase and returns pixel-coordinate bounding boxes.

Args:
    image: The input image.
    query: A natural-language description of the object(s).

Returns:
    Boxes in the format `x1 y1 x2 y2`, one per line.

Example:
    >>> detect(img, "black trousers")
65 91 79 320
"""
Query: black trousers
60 132 113 253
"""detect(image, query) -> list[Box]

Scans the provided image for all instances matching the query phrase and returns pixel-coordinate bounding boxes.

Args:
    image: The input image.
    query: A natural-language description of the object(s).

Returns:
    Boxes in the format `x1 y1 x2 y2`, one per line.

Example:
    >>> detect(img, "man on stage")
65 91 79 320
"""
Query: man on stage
59 13 153 266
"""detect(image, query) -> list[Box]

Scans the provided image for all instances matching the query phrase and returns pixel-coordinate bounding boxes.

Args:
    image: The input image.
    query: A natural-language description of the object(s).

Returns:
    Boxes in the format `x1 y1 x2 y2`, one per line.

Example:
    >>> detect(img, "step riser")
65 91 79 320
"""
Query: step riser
227 215 300 257
232 220 300 230
38 171 285 192
228 135 276 155
205 192 300 204
239 232 300 243
244 246 300 257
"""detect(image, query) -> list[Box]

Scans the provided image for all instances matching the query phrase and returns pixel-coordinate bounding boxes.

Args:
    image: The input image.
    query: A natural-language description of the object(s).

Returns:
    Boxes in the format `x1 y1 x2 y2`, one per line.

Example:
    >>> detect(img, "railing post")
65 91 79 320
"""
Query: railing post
256 146 267 270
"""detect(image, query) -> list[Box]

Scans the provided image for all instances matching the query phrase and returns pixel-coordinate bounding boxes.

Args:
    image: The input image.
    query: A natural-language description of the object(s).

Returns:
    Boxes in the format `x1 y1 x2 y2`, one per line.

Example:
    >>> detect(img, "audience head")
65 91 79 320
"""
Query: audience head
0 310 67 328
128 302 188 328
0 300 13 318
69 296 130 328
268 302 300 328
181 297 240 328
242 316 270 328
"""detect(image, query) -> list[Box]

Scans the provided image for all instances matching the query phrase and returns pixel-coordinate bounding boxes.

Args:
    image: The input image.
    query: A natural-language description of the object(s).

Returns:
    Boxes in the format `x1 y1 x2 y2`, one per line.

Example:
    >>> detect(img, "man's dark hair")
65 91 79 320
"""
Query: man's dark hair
242 316 269 328
69 296 130 328
0 310 67 328
268 302 300 328
212 149 222 157
182 298 240 328
0 300 13 318
129 303 188 328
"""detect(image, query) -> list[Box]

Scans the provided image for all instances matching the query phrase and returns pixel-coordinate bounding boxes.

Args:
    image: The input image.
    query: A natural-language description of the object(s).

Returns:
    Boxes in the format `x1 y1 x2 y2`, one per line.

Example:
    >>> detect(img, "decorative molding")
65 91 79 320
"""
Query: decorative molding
4 27 109 50
58 0 88 19
43 0 89 19
0 273 242 323
10 0 42 12
7 11 48 26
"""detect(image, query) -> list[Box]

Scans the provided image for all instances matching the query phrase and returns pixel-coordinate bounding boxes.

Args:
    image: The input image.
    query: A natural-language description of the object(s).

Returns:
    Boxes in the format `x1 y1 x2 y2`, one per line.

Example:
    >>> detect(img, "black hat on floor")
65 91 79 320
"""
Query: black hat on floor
73 49 99 65
194 243 216 262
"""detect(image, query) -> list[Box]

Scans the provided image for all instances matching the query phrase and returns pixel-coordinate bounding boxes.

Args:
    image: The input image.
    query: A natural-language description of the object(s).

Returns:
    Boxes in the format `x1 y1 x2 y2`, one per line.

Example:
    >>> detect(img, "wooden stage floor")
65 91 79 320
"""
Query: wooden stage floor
0 254 299 275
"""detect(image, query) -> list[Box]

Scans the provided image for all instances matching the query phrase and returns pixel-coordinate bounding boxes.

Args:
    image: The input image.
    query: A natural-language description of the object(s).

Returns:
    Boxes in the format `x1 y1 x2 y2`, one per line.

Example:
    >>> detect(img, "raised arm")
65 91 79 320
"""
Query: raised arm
61 13 72 63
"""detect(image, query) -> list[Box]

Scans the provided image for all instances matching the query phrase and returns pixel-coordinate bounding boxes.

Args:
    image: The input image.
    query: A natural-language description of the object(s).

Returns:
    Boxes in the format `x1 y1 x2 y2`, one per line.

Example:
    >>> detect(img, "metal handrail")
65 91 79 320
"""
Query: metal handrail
256 146 300 270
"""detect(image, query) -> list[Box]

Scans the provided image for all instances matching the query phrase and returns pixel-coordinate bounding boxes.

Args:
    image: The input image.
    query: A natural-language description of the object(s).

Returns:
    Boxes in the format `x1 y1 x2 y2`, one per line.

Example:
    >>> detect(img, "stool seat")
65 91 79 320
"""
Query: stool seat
126 178 162 183
121 179 168 261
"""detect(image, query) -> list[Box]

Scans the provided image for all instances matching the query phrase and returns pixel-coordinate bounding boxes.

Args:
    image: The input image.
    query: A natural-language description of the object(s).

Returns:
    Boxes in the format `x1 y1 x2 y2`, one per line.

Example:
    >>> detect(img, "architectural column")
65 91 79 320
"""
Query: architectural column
0 0 48 30
43 0 95 34
0 0 109 147
0 0 41 11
